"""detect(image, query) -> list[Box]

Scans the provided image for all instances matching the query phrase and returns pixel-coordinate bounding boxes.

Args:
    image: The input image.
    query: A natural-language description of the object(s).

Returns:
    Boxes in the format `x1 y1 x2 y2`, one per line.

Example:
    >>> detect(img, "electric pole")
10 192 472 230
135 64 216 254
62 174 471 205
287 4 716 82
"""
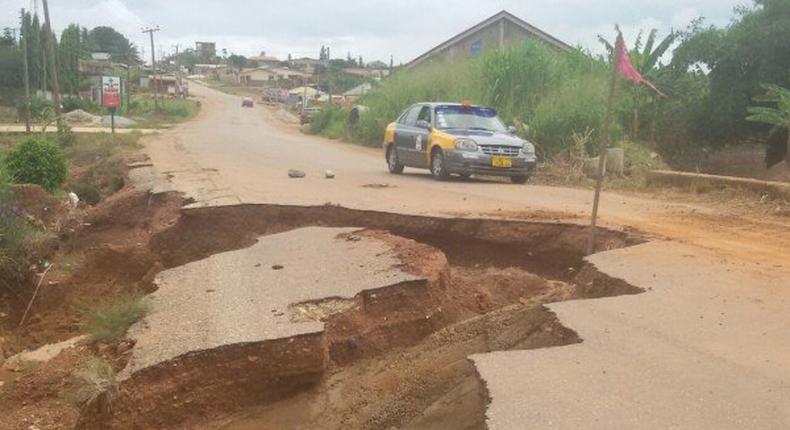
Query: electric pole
41 0 62 127
173 44 182 98
142 26 160 111
20 8 31 133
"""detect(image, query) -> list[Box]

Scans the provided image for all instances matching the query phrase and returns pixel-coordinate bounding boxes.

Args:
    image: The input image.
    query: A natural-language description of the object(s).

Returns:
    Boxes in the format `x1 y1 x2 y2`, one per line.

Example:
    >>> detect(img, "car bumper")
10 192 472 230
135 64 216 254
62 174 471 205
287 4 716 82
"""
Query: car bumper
445 151 537 177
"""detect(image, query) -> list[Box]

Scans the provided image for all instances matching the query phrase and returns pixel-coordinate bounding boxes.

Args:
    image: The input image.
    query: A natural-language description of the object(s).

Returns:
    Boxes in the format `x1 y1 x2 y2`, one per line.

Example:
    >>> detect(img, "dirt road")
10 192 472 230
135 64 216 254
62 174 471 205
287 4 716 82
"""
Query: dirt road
145 82 789 267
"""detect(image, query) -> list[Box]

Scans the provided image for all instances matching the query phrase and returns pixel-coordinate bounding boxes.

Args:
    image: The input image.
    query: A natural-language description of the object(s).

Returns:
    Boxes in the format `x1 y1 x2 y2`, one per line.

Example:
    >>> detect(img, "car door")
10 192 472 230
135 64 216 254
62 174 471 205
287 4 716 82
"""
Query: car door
394 105 422 166
412 105 433 168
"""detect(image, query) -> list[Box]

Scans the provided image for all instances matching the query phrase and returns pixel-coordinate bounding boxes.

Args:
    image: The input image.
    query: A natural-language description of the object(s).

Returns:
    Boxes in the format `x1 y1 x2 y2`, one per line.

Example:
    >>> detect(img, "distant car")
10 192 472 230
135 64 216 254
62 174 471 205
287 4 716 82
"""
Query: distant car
242 97 254 108
383 102 537 183
300 107 321 125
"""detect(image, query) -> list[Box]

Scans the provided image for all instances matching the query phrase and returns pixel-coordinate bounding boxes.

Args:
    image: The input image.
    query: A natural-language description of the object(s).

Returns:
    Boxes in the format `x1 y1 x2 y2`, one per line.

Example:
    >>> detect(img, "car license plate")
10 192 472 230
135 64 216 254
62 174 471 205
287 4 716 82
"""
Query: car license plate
492 156 512 168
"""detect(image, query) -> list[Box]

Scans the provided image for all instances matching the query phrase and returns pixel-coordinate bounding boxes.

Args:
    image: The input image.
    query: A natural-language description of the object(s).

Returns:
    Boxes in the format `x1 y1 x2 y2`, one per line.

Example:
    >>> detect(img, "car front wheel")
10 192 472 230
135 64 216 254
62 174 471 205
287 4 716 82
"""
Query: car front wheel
510 175 529 184
387 145 404 174
431 149 450 180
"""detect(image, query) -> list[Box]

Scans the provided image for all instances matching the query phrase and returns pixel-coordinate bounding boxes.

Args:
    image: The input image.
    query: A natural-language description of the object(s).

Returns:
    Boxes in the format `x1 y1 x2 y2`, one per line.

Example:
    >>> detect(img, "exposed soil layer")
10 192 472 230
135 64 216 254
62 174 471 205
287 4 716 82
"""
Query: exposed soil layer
1 191 645 430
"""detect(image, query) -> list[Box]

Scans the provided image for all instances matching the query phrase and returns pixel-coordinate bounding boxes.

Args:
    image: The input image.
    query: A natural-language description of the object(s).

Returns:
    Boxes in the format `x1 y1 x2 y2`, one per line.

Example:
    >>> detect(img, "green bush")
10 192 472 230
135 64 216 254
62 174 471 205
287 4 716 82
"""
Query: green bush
5 137 68 192
16 97 55 122
0 162 36 292
61 97 100 114
129 96 200 119
316 40 614 156
84 297 149 342
309 107 348 139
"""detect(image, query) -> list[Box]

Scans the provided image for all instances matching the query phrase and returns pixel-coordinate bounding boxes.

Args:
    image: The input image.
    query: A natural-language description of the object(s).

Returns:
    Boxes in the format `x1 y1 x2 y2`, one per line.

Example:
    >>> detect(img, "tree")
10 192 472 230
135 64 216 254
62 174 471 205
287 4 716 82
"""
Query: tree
227 54 247 72
88 26 138 62
747 84 790 167
0 28 15 48
58 24 82 94
599 29 676 140
671 0 790 143
0 27 21 87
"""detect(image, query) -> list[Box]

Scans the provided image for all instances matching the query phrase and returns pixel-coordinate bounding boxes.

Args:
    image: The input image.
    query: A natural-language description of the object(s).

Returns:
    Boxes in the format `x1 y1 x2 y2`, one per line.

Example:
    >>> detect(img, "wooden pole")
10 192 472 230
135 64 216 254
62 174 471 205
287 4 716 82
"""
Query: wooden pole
20 8 31 133
41 0 62 129
587 37 621 255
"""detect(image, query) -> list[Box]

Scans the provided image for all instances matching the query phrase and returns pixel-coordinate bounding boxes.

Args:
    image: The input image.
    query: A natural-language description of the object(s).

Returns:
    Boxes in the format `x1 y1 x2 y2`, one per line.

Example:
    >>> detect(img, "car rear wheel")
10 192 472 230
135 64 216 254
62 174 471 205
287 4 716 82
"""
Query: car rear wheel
510 175 529 184
387 145 404 174
431 149 450 181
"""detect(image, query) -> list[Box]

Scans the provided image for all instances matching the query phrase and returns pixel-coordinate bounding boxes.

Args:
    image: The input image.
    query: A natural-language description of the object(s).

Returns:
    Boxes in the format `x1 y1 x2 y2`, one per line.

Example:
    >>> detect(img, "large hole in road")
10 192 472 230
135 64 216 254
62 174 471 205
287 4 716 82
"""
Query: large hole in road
77 194 645 430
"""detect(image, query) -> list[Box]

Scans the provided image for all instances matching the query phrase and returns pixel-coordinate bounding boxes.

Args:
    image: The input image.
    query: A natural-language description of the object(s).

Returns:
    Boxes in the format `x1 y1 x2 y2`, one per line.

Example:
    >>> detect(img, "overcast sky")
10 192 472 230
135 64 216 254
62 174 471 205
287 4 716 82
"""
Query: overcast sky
2 0 749 64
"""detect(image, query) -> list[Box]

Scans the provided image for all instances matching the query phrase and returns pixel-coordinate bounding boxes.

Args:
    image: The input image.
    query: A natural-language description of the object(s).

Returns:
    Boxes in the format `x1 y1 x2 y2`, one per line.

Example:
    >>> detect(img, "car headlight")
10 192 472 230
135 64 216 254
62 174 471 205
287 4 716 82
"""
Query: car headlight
455 138 478 152
521 141 535 155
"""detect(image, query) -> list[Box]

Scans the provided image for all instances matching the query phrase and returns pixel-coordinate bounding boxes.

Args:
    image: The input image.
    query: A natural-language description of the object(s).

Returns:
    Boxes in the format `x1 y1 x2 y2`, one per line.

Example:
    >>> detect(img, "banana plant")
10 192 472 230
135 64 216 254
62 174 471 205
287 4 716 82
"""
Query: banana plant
747 84 790 168
599 29 677 141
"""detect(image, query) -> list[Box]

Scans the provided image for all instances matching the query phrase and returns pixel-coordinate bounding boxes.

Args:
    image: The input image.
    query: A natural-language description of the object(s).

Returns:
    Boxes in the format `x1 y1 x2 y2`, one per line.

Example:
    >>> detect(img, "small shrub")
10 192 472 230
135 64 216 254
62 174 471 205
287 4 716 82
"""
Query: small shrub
56 123 77 148
84 297 149 342
4 137 68 192
16 97 54 122
62 357 117 409
61 97 100 114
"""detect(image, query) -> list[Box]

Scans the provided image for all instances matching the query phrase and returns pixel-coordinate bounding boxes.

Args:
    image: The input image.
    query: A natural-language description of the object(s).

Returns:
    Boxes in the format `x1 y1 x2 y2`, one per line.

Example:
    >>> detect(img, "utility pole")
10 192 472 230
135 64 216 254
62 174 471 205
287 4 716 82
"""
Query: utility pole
20 8 31 133
326 46 332 106
174 43 182 98
41 0 62 127
142 26 160 111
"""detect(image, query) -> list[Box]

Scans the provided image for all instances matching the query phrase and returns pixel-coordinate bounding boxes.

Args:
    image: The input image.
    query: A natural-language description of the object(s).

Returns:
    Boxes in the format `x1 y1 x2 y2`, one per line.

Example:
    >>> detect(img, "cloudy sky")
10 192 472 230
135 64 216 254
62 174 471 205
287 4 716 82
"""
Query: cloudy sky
2 0 748 64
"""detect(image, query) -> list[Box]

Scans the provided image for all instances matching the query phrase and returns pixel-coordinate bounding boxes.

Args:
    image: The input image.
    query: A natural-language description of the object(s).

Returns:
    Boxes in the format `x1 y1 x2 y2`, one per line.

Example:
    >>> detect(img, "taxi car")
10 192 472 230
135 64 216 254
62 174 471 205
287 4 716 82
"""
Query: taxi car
383 102 536 183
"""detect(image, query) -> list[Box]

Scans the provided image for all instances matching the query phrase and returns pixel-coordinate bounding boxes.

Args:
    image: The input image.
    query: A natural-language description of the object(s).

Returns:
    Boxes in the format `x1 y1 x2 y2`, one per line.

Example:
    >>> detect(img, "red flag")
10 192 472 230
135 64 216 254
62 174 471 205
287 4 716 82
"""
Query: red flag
615 31 665 97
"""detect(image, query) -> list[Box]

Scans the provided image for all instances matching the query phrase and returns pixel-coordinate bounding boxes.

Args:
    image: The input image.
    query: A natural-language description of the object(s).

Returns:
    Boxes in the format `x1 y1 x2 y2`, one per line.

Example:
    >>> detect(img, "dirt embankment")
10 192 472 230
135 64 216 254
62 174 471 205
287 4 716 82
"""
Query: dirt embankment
1 189 645 430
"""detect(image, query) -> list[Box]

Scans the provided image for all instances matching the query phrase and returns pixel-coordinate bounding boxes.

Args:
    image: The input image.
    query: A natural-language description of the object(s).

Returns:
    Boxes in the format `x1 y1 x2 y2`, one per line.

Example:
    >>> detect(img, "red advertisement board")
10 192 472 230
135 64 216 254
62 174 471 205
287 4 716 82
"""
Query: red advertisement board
102 76 122 109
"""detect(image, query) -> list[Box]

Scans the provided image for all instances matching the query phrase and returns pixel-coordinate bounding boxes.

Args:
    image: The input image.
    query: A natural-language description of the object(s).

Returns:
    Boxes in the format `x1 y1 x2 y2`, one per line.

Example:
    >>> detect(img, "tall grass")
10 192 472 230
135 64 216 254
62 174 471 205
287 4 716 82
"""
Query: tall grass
0 160 36 295
84 296 149 342
313 40 616 157
129 96 201 121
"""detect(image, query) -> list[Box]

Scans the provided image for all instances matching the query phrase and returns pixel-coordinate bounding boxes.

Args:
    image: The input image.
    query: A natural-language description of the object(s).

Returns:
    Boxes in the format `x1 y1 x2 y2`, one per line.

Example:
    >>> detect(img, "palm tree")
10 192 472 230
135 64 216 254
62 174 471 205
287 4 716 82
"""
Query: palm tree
747 84 790 168
599 29 677 140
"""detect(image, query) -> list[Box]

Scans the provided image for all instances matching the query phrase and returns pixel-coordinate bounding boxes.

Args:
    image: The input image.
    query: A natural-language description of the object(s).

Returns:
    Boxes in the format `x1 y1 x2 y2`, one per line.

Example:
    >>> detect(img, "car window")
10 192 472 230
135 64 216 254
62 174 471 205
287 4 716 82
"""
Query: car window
417 106 432 124
397 106 416 125
401 105 422 126
434 105 507 132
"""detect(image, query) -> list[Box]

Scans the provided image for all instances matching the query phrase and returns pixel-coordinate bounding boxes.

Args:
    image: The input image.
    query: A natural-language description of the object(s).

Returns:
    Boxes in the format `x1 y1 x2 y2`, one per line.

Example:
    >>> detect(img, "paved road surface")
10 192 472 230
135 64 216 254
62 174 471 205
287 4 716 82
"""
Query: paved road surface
473 241 790 429
140 81 790 428
123 227 421 377
143 82 789 267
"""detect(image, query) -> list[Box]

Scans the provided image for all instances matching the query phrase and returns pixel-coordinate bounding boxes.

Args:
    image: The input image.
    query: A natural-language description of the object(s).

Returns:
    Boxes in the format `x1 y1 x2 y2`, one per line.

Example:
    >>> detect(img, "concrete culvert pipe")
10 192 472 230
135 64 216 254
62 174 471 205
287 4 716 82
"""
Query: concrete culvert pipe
347 106 367 140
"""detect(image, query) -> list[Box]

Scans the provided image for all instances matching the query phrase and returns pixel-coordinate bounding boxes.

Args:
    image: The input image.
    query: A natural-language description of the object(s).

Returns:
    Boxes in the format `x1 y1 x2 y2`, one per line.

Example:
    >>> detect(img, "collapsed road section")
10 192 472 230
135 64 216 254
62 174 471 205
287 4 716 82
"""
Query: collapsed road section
72 194 645 429
3 190 647 430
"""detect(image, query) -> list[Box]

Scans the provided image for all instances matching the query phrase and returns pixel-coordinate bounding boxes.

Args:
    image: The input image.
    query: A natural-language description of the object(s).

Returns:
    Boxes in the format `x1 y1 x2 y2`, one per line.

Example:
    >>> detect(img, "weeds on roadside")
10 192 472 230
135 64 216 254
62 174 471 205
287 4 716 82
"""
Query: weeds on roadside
61 357 117 409
0 160 36 296
84 297 149 342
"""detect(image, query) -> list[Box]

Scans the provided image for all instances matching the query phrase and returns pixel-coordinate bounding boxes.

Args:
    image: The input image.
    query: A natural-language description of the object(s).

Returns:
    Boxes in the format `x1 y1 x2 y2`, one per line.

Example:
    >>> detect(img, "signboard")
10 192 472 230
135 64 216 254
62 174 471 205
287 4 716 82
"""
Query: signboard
101 76 122 109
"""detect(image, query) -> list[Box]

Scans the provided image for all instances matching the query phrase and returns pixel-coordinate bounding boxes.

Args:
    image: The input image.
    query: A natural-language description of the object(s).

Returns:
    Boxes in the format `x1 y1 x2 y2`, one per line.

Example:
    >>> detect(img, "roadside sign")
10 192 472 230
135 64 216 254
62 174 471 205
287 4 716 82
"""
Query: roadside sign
102 76 122 109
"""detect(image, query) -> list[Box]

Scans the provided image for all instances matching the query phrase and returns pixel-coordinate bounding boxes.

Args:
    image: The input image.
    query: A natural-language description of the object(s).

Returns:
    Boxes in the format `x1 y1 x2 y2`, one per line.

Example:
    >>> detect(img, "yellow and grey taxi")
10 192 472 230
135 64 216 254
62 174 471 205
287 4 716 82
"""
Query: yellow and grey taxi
383 102 537 183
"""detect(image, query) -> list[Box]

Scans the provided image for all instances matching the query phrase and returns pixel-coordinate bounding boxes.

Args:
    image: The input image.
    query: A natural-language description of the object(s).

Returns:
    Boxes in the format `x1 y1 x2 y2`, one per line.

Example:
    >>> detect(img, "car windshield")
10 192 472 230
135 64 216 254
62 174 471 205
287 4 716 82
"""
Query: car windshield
434 105 507 132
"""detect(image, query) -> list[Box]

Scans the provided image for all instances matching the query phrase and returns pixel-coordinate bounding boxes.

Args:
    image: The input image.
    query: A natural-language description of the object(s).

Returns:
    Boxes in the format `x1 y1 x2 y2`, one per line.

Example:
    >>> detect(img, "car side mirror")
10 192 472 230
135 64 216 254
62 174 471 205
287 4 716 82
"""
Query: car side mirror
507 125 517 134
416 120 432 130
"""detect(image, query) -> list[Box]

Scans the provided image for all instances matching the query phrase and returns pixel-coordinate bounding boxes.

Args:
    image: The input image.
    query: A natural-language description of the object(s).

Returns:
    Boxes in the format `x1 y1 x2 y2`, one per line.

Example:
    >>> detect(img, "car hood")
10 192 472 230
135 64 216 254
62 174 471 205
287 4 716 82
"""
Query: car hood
443 129 524 147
